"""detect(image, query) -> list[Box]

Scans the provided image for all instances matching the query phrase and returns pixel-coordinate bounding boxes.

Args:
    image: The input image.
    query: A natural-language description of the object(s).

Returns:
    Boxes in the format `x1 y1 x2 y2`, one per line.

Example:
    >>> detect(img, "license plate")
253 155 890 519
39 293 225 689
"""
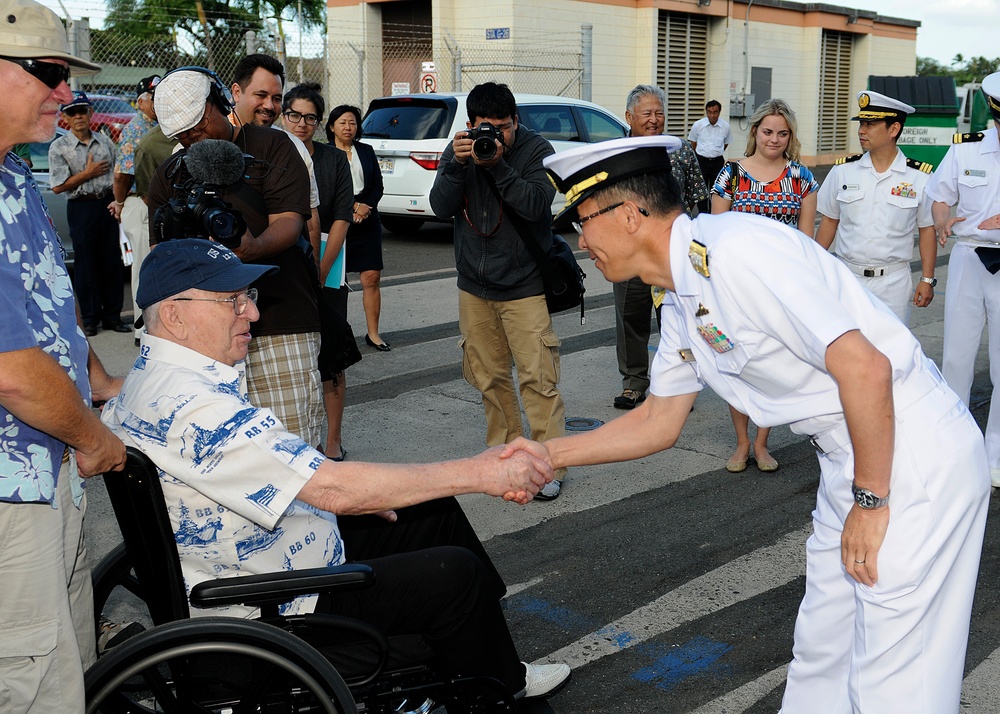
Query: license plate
378 157 394 174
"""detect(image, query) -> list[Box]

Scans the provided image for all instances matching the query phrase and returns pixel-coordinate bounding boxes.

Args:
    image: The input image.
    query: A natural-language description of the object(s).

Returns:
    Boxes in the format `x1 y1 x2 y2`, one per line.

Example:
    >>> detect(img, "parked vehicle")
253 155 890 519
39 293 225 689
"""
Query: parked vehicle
360 93 628 234
58 93 135 143
26 128 73 269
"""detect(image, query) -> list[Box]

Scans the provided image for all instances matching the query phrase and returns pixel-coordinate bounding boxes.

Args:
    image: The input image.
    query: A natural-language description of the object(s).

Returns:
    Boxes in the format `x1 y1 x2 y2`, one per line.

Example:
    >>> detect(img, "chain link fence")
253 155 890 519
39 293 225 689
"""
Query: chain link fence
74 18 585 113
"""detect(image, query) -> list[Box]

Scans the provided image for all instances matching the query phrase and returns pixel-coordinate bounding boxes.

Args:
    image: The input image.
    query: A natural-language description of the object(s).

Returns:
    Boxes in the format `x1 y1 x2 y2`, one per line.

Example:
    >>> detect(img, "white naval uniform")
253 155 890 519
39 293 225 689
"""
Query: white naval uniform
924 126 1000 479
817 149 933 324
651 212 989 714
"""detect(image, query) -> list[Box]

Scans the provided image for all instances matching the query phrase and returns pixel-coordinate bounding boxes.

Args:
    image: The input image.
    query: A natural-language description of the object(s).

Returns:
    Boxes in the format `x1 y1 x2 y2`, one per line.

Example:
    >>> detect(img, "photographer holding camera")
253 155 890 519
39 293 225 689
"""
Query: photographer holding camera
430 82 567 500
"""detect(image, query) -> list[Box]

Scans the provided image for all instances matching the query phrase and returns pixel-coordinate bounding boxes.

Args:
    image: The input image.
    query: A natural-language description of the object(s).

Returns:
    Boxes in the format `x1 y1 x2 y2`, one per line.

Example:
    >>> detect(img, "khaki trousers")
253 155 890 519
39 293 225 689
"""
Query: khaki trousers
0 456 95 713
458 291 565 475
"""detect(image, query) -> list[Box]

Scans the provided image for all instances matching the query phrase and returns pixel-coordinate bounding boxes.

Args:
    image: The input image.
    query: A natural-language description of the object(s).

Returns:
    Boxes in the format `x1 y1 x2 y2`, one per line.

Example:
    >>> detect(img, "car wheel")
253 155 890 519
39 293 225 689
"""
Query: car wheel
380 216 425 235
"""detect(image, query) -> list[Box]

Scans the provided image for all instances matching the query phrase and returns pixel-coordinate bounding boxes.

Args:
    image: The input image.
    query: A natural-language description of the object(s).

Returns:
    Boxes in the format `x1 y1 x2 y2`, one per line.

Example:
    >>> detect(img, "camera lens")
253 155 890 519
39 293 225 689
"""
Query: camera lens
473 136 497 161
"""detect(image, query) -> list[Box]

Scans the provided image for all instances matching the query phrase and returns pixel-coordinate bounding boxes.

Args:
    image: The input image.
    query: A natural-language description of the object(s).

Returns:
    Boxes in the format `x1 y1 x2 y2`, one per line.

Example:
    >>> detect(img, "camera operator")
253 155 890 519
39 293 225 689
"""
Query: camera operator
147 67 325 449
429 82 567 500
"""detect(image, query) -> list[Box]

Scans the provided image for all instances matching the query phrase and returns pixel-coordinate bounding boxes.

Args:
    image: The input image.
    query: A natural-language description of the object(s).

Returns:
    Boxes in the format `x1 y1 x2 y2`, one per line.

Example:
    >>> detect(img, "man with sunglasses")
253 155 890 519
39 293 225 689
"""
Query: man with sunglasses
0 2 128 712
49 90 130 336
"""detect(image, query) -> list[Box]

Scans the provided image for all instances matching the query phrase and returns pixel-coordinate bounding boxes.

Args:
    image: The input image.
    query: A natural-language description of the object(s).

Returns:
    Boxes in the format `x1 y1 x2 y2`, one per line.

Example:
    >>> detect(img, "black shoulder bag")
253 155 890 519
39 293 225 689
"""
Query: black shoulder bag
485 176 586 324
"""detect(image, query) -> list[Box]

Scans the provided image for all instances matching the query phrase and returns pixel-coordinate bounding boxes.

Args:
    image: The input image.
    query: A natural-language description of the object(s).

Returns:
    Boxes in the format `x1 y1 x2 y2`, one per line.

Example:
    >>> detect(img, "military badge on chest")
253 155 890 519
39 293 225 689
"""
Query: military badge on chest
697 323 735 353
890 182 916 199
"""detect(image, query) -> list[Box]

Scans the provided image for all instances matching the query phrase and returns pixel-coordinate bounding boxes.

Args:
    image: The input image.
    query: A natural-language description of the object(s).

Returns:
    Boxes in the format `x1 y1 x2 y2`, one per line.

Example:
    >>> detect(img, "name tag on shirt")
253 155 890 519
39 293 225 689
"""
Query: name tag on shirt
678 348 696 362
965 169 987 178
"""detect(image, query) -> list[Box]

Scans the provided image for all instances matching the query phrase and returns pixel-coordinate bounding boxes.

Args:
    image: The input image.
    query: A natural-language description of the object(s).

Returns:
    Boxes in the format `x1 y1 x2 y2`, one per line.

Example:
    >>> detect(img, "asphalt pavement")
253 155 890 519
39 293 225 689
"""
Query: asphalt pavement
84 229 1000 713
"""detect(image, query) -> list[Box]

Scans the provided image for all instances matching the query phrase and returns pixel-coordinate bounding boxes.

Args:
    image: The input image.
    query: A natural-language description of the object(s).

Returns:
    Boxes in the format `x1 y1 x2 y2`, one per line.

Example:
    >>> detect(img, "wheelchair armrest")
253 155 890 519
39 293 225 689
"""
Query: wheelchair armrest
189 564 374 609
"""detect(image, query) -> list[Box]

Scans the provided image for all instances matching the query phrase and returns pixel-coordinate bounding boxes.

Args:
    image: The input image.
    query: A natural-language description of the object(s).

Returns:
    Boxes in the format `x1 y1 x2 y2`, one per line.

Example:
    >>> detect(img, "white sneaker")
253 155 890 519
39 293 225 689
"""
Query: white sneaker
991 468 1000 488
515 661 571 699
536 480 561 501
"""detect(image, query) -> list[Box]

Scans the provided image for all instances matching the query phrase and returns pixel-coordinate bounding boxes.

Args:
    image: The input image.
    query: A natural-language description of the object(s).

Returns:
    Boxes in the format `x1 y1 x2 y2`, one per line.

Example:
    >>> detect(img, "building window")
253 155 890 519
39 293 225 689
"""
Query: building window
657 11 708 136
818 30 853 153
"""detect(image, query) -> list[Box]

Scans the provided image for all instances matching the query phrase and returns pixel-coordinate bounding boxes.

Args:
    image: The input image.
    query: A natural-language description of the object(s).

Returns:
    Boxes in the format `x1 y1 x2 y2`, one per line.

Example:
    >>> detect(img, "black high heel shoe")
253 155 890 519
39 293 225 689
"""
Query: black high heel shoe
365 334 391 352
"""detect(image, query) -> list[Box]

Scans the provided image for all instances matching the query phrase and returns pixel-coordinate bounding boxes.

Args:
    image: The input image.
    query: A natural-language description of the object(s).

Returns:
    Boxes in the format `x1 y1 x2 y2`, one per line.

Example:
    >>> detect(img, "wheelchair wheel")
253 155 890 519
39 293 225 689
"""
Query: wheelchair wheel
85 616 358 714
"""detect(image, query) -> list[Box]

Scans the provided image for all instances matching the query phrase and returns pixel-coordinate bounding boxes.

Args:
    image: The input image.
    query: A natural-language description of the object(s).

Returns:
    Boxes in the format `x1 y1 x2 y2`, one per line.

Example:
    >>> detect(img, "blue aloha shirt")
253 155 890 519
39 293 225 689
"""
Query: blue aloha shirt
114 111 156 176
0 152 90 506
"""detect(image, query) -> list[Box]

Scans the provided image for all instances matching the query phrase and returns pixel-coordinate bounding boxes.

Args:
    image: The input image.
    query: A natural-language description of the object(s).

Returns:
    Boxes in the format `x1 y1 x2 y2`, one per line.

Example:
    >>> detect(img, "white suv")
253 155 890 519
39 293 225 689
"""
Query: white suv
360 93 628 234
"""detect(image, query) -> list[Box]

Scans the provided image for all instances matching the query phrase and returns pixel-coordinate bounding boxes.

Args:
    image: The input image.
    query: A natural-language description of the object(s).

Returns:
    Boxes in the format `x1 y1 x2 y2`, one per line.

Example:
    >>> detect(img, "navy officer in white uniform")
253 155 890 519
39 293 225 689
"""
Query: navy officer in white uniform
925 71 1000 487
506 135 989 713
815 90 937 325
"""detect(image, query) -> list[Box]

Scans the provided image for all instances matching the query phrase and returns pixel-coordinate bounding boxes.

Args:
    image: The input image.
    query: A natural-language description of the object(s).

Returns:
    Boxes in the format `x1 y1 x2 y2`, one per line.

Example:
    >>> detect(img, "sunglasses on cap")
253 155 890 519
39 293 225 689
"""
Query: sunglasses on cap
1 57 70 90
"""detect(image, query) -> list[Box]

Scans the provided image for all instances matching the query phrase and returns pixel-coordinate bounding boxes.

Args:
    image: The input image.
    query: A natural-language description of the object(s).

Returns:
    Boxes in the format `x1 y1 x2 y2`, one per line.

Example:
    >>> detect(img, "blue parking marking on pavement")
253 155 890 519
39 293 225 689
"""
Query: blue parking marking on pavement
504 596 596 632
631 636 733 691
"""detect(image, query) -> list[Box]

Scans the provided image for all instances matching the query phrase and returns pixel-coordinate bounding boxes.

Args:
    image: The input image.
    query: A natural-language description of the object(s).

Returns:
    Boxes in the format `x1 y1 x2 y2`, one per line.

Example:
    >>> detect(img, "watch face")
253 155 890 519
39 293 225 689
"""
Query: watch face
856 490 878 509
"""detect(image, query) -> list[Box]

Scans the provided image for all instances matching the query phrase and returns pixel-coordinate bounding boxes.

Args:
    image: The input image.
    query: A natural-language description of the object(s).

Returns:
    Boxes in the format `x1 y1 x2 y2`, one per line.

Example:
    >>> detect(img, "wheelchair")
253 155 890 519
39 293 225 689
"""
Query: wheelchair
87 447 520 713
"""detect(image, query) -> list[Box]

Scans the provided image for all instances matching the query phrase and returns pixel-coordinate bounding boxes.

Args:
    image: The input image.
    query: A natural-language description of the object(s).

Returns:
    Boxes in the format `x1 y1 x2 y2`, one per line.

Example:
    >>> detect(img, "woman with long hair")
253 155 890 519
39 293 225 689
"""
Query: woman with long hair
712 98 820 473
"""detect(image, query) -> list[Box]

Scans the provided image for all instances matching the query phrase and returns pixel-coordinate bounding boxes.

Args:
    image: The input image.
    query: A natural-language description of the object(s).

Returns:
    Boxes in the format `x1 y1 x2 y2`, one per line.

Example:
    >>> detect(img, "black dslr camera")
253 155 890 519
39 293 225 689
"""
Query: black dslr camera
466 122 503 161
152 180 247 249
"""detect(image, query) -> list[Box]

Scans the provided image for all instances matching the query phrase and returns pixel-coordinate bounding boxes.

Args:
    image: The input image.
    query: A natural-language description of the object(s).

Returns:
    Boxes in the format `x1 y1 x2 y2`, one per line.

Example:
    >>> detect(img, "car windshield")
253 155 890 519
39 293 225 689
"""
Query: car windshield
92 97 135 115
363 99 457 140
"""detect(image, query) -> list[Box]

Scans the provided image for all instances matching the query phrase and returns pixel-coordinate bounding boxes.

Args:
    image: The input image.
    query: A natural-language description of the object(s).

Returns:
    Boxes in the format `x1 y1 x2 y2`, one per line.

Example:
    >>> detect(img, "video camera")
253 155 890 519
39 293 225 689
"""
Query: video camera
152 182 247 249
152 139 250 249
466 122 503 161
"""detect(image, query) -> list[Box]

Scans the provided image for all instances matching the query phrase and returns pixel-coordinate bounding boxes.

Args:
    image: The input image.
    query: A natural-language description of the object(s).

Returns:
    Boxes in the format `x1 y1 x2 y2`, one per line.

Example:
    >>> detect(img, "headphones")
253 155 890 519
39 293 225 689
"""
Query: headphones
162 65 235 115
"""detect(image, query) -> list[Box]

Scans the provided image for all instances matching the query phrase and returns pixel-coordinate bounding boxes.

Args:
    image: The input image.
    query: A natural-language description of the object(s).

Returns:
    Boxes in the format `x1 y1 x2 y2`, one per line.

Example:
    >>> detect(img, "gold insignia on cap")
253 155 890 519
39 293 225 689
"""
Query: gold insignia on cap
564 171 609 206
689 240 710 277
858 93 870 109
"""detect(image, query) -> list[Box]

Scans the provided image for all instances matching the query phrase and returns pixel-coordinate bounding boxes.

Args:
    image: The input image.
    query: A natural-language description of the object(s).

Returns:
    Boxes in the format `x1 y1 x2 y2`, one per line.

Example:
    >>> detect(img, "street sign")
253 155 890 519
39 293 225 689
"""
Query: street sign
486 27 510 40
391 82 410 96
419 72 438 93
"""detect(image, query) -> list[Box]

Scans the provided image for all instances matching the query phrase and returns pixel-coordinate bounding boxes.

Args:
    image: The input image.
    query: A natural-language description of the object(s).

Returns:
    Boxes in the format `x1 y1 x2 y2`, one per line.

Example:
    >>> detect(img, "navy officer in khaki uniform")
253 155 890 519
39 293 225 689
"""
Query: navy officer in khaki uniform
815 91 937 325
506 135 989 713
925 71 1000 488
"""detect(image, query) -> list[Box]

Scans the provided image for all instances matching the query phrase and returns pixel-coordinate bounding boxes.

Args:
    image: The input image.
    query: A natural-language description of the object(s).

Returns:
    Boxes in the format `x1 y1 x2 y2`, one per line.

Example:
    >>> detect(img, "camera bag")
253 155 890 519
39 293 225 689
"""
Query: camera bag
485 177 586 323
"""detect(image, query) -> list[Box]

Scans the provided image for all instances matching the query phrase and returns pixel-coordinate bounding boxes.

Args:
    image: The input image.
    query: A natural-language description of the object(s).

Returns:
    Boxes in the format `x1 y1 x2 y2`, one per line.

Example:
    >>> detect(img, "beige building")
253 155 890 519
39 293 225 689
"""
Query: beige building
326 0 920 164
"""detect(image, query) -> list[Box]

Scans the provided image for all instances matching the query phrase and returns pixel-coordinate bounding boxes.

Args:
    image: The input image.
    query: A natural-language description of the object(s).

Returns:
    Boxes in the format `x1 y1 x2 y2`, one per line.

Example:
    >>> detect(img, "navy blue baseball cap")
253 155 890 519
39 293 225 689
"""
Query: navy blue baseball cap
136 239 277 323
60 90 91 112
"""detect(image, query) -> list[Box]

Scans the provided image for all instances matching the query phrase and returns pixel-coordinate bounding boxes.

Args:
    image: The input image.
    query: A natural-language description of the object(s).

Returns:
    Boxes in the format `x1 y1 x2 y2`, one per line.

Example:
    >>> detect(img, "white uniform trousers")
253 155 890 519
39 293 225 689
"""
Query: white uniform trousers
856 269 913 326
122 195 149 338
942 242 1000 475
0 455 95 714
781 365 989 714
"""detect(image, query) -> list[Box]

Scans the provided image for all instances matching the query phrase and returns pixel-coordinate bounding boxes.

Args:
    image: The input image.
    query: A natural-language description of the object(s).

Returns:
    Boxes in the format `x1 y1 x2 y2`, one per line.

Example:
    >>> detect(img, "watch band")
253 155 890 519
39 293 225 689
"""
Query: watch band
919 276 937 287
852 482 889 509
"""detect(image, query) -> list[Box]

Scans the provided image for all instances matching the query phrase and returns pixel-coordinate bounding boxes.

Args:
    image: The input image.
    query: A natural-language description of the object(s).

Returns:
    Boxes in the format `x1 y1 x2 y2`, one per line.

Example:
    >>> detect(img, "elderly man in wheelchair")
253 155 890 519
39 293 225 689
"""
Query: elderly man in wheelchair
96 239 571 711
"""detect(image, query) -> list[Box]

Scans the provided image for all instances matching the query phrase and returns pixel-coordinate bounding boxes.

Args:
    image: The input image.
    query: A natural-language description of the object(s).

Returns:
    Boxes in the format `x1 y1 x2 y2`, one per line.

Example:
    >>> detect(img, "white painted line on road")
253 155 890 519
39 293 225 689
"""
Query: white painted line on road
961 646 1000 711
506 575 546 598
541 526 810 668
689 663 787 713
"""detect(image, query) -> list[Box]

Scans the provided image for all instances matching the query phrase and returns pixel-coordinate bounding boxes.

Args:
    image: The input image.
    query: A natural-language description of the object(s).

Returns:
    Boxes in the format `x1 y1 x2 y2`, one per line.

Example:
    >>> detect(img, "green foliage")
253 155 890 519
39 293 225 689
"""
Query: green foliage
96 0 325 73
917 53 1000 86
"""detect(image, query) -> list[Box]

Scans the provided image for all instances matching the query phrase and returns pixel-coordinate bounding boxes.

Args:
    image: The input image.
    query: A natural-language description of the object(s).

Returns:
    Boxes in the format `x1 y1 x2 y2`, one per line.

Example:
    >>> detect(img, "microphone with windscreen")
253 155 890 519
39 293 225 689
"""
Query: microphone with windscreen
152 139 249 248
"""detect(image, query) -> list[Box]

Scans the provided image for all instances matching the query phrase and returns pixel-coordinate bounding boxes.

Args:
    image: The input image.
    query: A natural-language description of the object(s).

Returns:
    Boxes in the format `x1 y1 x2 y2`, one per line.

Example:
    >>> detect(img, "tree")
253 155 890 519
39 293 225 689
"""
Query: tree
917 53 1000 86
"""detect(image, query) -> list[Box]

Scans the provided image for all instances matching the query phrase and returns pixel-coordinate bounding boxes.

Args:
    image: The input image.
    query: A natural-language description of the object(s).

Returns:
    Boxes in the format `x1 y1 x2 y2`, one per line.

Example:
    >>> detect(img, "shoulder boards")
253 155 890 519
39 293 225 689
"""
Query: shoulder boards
953 132 985 144
905 157 933 173
835 154 863 165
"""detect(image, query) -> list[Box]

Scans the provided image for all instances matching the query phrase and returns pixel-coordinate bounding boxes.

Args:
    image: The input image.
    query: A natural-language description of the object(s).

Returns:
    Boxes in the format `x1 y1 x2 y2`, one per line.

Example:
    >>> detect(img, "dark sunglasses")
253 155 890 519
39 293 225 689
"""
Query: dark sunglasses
1 57 71 90
63 105 89 116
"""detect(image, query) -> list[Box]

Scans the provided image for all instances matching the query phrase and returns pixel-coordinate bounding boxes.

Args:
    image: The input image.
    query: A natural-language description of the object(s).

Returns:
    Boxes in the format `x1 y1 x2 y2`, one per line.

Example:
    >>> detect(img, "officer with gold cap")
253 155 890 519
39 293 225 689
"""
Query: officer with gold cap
925 71 1000 487
506 135 989 714
815 91 937 325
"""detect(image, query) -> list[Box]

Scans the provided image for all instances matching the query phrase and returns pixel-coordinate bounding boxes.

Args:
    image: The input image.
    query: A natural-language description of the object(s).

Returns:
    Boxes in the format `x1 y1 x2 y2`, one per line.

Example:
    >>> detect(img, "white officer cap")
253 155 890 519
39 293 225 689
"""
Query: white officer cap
543 135 682 229
982 72 1000 122
851 91 914 122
